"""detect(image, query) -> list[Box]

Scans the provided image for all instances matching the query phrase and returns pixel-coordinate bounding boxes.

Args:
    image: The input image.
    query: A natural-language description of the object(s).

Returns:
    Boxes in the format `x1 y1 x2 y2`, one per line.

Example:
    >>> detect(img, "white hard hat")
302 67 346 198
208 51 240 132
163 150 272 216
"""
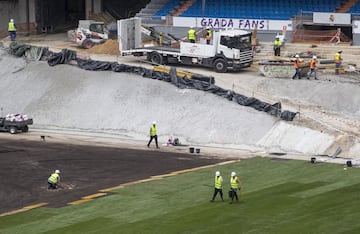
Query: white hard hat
295 54 299 58
312 55 317 59
190 26 194 28
152 121 156 125
275 35 280 39
338 50 342 53
215 171 220 176
231 172 236 177
55 169 60 174
10 19 14 22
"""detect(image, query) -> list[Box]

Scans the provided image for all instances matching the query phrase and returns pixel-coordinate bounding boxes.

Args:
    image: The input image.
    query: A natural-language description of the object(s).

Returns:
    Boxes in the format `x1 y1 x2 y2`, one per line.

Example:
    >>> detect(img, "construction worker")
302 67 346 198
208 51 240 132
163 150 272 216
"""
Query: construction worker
335 50 343 75
188 26 196 43
48 169 60 189
8 19 17 41
205 27 212 45
307 55 318 80
292 54 301 79
274 35 282 56
229 171 241 204
210 171 224 202
147 121 159 148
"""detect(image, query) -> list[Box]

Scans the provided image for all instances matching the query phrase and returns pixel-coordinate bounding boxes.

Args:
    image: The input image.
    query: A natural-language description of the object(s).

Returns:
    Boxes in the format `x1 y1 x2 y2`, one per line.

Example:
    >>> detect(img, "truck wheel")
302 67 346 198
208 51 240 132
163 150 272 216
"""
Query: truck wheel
9 126 17 134
83 39 94 49
214 59 227 73
22 125 29 132
149 52 163 65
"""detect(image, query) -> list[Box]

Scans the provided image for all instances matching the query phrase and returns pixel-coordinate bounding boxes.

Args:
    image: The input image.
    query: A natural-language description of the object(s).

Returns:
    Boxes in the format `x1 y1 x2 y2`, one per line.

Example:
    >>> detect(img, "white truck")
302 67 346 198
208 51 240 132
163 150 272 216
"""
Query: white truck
118 18 253 73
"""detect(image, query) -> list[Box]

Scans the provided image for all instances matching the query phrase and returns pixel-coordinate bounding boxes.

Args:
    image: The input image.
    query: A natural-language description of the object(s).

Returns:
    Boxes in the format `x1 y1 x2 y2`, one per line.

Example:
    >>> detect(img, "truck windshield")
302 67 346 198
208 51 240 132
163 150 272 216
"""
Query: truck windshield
220 34 252 50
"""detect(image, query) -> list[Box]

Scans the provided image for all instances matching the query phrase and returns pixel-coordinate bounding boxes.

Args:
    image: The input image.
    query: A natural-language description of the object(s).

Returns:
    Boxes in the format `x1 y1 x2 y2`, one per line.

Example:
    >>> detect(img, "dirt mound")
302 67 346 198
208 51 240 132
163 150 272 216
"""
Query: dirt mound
87 39 119 55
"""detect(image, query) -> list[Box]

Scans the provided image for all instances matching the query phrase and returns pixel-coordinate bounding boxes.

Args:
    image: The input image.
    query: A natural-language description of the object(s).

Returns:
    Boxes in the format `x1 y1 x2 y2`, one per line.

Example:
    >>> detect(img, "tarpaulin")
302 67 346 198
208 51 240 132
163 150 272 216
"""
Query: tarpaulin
47 53 298 121
9 41 48 60
47 49 76 66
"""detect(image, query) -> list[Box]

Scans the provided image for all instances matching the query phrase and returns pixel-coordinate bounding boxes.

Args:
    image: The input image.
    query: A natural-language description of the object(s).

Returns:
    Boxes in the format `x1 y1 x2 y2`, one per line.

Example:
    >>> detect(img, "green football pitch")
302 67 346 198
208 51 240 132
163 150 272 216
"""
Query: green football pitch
1 157 360 234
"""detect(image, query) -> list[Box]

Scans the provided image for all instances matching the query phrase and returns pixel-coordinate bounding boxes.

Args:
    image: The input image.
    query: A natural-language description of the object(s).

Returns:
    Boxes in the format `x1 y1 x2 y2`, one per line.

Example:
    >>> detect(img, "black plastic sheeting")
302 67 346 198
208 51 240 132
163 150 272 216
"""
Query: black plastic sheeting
47 49 77 66
8 41 49 60
9 41 31 57
47 49 297 121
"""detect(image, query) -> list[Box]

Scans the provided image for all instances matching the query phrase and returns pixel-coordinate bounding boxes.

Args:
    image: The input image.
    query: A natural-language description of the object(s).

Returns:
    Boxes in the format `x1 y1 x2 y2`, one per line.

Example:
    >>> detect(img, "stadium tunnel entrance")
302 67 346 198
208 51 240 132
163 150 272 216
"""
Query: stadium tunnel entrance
35 0 149 33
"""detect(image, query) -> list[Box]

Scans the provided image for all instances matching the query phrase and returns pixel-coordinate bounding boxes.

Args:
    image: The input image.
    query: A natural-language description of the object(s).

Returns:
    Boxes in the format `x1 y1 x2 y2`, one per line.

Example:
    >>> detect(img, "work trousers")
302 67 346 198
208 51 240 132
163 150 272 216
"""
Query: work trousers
211 188 224 201
9 31 16 41
230 188 239 203
274 47 281 56
147 135 158 148
307 69 317 79
292 68 301 79
335 63 341 75
48 181 58 189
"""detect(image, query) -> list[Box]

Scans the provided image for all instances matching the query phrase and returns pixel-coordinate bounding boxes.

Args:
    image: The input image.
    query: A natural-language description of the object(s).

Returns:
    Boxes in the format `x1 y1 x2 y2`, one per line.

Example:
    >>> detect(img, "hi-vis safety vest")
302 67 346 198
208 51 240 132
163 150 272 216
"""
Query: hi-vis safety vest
150 125 157 136
188 29 196 41
335 52 341 63
206 30 212 40
310 59 316 69
274 39 282 47
231 177 239 189
8 22 16 31
48 173 59 184
215 176 222 189
294 59 300 69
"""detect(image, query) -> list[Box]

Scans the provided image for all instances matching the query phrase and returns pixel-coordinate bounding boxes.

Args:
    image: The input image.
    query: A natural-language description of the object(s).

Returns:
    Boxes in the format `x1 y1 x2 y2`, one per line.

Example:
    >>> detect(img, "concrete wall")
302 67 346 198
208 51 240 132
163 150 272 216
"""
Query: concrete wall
0 0 36 33
17 0 36 24
85 0 102 19
0 1 17 32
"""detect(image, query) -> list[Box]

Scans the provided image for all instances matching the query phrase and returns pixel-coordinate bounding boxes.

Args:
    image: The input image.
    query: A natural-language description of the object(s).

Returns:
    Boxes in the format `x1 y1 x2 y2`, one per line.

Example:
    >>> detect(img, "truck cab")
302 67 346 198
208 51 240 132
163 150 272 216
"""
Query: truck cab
179 29 253 72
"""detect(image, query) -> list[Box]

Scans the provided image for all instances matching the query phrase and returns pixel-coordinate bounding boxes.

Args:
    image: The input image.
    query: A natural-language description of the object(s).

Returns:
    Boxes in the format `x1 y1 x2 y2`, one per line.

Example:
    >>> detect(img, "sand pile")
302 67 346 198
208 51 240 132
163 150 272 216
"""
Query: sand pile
87 39 119 55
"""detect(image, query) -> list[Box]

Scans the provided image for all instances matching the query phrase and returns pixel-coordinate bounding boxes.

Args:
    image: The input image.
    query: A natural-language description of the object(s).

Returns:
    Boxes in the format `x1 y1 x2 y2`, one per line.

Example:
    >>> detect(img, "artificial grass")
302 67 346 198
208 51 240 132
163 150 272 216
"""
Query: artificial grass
1 157 360 234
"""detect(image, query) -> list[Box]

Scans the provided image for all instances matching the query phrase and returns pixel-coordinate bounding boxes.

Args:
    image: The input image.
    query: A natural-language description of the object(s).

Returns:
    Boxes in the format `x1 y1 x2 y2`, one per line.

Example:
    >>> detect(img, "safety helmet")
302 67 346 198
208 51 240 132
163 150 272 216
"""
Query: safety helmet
312 55 317 59
275 35 280 39
190 26 194 29
215 171 220 176
338 50 342 53
152 121 156 125
295 54 299 58
55 169 60 174
10 19 14 22
231 172 236 177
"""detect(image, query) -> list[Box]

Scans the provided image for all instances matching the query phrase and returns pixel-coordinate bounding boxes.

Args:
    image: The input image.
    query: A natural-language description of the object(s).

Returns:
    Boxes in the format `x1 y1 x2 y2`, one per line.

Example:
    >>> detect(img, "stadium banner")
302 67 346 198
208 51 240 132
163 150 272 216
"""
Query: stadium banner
313 12 351 25
353 21 360 34
173 17 292 31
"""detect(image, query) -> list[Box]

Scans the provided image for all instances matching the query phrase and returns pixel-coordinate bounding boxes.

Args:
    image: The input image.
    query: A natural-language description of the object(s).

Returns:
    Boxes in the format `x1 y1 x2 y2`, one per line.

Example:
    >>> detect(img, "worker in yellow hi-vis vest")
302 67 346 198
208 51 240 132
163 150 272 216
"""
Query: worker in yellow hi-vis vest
147 121 159 148
274 35 282 56
187 26 196 43
334 50 343 75
8 19 17 41
48 169 61 189
229 171 241 204
206 27 212 45
210 171 224 202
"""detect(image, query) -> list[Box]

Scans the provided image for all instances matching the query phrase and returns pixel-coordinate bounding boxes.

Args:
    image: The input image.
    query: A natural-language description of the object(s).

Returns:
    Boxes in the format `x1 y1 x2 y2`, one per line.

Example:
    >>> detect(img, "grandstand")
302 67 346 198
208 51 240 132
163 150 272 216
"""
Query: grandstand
154 0 353 20
137 0 360 45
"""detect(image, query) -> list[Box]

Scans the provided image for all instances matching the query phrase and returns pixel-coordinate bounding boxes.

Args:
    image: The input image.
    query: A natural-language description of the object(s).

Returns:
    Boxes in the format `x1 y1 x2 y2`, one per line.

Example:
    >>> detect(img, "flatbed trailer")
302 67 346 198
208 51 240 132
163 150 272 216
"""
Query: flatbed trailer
118 17 253 73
